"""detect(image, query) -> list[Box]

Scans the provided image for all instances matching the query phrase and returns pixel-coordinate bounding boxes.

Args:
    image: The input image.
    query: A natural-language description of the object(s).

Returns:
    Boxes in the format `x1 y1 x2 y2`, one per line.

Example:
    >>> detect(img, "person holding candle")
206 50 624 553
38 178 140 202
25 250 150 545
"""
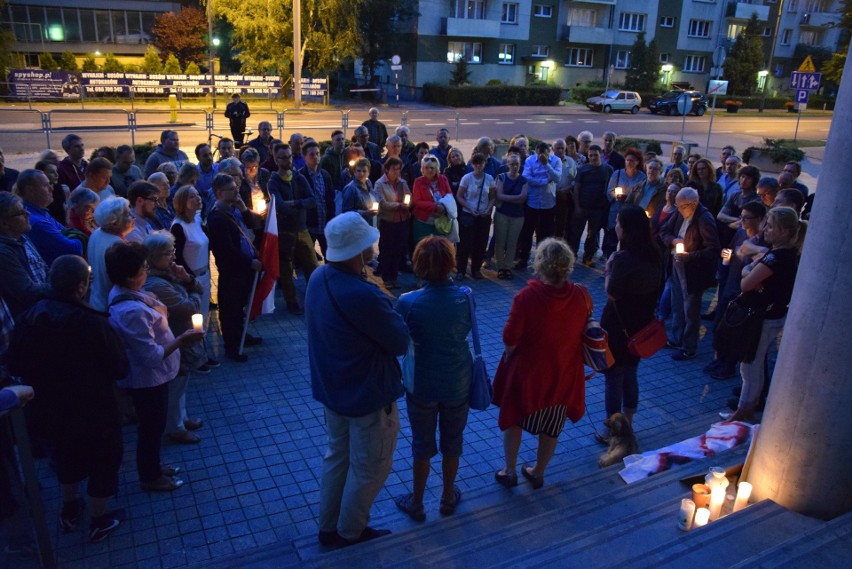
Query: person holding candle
142 231 206 444
626 159 667 220
659 188 721 361
342 158 378 224
393 236 472 521
721 207 805 422
411 156 452 244
493 239 588 490
603 148 646 259
374 157 411 290
239 148 271 212
88 197 135 312
598 205 663 440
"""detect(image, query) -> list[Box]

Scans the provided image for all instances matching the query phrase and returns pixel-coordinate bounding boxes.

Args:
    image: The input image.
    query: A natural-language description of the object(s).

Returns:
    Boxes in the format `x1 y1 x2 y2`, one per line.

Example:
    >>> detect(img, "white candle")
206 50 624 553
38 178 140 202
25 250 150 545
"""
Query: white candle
733 481 753 512
371 201 379 212
709 486 725 521
675 243 685 255
614 186 623 197
678 498 696 531
254 200 267 215
403 194 411 205
693 507 710 528
191 313 203 332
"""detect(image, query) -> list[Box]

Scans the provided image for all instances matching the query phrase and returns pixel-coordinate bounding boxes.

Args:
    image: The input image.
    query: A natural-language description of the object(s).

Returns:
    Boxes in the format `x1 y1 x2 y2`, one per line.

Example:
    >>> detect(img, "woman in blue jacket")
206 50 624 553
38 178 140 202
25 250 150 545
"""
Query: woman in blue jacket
394 236 472 521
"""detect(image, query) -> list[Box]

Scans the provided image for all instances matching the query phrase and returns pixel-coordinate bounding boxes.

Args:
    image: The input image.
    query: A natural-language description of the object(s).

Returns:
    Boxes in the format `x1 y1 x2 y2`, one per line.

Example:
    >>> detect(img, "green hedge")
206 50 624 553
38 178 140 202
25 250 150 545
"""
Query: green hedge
422 84 562 107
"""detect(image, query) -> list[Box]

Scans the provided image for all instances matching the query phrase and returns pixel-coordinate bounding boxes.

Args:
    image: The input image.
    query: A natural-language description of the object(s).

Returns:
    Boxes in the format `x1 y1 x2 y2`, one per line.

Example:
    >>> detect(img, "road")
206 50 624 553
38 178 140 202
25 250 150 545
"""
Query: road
0 104 831 160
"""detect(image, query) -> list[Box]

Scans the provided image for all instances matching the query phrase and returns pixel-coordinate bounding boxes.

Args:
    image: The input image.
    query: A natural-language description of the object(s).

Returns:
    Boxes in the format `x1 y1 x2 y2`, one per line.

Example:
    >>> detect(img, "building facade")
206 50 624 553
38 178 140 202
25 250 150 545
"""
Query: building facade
391 0 843 96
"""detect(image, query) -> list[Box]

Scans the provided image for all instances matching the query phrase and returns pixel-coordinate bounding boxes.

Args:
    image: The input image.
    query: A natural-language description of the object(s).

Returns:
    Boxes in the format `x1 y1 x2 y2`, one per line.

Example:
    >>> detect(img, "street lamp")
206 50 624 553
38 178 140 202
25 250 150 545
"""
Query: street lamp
661 64 673 88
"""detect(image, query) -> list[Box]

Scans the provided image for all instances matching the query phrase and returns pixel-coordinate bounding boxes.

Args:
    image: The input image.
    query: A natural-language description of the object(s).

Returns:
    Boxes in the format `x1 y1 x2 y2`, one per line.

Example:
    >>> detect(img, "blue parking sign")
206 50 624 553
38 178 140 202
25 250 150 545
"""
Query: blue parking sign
795 90 809 104
790 72 821 90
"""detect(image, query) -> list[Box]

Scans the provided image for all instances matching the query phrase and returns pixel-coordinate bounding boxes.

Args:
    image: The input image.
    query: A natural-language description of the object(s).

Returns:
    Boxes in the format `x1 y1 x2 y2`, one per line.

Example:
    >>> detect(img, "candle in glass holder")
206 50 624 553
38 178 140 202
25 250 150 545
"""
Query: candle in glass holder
614 186 623 197
403 194 411 205
371 202 379 212
678 498 696 531
191 313 203 332
675 243 685 255
733 481 752 512
693 507 710 528
709 486 725 521
691 483 711 509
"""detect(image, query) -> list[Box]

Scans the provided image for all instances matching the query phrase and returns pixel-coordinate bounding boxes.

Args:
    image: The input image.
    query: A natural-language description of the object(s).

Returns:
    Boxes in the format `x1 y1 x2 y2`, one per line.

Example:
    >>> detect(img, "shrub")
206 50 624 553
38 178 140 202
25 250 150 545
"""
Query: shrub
615 138 663 155
486 79 504 86
422 84 562 107
742 138 805 165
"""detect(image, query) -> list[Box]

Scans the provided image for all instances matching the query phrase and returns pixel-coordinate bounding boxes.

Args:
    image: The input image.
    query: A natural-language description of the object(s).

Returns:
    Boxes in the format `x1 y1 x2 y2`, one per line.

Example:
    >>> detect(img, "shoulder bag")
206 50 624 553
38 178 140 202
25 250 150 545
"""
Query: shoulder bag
613 302 667 358
578 285 615 374
461 286 492 411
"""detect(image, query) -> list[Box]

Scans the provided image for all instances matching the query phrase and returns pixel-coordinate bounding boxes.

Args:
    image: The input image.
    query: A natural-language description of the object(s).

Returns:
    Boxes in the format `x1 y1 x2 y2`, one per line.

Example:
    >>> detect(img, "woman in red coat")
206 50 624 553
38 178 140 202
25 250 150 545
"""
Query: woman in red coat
411 155 452 244
492 238 588 490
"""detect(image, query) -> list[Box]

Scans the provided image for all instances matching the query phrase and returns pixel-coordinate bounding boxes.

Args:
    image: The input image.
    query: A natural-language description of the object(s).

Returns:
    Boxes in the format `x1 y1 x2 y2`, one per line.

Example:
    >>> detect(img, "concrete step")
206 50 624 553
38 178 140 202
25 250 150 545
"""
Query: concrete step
729 508 852 568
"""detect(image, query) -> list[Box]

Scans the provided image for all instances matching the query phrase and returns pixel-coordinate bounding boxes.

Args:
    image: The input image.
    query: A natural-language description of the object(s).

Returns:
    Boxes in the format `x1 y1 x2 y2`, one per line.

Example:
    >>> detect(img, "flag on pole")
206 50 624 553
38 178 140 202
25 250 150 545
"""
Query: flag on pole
249 196 279 320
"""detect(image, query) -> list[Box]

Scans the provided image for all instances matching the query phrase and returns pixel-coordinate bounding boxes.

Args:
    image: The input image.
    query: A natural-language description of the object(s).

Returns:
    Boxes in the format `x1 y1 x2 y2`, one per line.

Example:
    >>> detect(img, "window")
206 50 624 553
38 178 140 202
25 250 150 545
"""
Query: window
447 41 482 63
533 4 553 18
451 0 485 20
501 3 518 24
568 8 597 27
660 53 671 63
762 27 771 37
805 0 826 12
787 0 799 11
781 28 792 45
566 47 594 67
659 16 675 28
688 19 712 38
727 24 743 40
618 12 646 32
615 51 630 69
498 43 515 64
799 30 820 45
531 45 550 58
683 55 706 73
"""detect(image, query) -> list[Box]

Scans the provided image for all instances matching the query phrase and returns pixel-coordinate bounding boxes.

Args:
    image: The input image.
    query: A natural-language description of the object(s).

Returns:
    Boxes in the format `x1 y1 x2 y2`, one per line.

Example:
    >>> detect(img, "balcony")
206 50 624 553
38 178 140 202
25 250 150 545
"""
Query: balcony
567 0 616 5
561 24 614 44
441 17 501 38
800 11 839 29
725 2 769 21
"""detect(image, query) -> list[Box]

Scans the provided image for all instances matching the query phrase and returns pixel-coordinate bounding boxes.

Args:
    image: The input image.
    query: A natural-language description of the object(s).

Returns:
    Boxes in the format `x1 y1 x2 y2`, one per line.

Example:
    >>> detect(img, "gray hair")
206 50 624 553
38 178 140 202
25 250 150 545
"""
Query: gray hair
533 238 575 283
38 149 58 163
157 162 178 175
578 130 593 143
218 157 242 176
603 130 617 140
395 125 410 136
94 196 130 229
147 172 169 191
68 187 99 208
0 192 22 218
178 162 197 181
385 135 401 146
142 230 175 262
676 187 700 204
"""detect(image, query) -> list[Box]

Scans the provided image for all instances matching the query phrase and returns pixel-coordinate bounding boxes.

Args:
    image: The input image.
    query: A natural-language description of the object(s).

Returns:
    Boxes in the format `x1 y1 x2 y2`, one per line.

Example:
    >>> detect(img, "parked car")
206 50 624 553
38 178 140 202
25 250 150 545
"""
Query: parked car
585 90 642 114
649 90 709 116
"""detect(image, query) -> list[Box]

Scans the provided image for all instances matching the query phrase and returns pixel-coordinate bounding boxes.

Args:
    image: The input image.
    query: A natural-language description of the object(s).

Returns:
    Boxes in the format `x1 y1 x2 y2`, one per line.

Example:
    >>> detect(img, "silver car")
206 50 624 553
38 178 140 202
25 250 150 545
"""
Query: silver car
585 90 642 114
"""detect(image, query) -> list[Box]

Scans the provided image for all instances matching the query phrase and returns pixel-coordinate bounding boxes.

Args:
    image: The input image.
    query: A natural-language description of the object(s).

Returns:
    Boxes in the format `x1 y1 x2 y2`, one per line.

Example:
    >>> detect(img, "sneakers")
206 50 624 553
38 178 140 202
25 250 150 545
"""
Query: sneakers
88 509 125 543
60 498 85 532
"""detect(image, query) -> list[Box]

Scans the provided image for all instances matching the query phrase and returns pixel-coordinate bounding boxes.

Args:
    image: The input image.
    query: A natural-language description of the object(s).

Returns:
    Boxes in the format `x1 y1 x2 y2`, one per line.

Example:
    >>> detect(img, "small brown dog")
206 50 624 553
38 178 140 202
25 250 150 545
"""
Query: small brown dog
598 412 639 468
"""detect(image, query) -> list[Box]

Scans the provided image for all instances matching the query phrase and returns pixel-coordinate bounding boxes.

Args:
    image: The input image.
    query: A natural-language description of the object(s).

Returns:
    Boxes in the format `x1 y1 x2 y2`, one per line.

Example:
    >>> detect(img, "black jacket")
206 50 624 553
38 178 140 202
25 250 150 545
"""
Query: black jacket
659 203 721 294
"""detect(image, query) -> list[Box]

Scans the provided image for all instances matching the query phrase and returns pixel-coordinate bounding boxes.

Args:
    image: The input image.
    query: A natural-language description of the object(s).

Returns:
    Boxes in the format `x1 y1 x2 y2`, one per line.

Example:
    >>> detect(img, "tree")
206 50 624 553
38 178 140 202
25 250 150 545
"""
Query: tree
624 32 661 92
450 57 471 86
81 55 99 72
152 7 207 66
357 0 419 83
59 51 79 71
0 1 12 89
823 0 851 85
142 45 163 74
39 52 59 70
723 14 765 96
163 54 183 74
185 61 201 74
211 0 363 81
102 53 124 73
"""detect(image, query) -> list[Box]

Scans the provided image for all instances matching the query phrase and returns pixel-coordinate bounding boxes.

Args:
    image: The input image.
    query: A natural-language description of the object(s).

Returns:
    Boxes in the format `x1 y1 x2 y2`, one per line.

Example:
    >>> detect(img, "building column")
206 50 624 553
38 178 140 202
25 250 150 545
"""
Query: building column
747 45 852 520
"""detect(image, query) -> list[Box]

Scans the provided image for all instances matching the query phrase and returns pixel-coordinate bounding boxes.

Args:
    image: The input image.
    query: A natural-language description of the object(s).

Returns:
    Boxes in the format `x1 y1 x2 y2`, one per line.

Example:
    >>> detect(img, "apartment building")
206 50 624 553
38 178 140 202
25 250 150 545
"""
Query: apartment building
397 0 843 94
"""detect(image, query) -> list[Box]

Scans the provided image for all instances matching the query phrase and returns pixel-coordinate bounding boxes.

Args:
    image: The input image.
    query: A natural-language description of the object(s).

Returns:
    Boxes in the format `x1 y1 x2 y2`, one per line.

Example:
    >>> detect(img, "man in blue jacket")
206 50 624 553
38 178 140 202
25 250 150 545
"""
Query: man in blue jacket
306 212 409 549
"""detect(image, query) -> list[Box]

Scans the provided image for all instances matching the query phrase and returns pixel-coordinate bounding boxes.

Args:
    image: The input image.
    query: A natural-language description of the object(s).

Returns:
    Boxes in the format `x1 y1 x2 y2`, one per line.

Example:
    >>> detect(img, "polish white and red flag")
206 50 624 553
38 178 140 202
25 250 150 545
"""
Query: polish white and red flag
250 196 279 319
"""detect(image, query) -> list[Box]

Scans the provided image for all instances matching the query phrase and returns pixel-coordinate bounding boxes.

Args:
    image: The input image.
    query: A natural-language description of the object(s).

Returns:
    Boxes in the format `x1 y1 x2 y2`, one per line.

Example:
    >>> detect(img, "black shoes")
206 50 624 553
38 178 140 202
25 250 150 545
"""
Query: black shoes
318 527 392 549
88 509 126 543
60 498 85 532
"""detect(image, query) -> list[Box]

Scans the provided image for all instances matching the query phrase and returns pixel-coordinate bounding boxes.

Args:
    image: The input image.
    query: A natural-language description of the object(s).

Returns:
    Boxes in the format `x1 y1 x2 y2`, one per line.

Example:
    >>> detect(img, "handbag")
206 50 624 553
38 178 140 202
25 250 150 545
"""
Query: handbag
612 302 667 359
462 286 492 411
578 285 615 373
434 214 452 235
713 294 765 364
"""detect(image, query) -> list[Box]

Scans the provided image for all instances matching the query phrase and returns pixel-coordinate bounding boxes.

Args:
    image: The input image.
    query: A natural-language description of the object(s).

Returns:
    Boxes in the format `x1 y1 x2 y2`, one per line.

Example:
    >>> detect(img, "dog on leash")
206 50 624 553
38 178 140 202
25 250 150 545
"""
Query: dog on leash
598 412 639 468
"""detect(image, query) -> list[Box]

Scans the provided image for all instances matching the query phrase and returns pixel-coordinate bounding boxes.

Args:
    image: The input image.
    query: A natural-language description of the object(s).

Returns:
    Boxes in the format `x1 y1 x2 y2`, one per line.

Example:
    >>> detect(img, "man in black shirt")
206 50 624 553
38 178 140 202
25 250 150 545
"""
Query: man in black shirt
224 94 251 146
570 145 614 266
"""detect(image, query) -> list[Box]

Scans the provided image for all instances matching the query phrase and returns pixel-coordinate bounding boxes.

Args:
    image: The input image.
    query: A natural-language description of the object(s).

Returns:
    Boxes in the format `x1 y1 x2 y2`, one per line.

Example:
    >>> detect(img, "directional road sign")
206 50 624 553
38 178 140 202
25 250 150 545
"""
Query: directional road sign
790 72 821 91
795 89 809 104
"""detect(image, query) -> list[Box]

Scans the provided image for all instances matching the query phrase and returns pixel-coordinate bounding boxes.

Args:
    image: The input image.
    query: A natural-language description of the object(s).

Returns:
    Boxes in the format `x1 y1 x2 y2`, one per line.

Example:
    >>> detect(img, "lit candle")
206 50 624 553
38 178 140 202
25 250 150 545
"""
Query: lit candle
645 209 650 218
691 484 711 509
709 486 725 521
254 199 267 215
678 498 696 531
614 186 623 197
733 481 753 512
675 243 685 255
348 160 356 167
191 313 203 332
721 248 732 265
371 202 379 212
693 507 710 528
403 194 411 205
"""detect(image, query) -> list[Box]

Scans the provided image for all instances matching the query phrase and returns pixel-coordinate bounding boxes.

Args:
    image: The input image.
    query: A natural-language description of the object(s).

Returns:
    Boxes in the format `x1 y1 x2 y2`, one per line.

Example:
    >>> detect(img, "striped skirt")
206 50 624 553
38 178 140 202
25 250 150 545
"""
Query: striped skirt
520 405 568 438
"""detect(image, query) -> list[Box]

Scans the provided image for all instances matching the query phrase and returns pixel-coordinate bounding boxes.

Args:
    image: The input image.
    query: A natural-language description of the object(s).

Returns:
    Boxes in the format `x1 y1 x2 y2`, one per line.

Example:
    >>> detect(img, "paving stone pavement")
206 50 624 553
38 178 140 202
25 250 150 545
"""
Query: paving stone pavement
4 255 767 569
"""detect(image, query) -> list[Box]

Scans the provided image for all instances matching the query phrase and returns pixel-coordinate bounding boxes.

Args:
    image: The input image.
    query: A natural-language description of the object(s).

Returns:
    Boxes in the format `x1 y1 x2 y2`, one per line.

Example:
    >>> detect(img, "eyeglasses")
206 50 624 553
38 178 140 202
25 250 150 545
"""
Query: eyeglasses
740 215 757 221
5 209 29 218
143 197 159 202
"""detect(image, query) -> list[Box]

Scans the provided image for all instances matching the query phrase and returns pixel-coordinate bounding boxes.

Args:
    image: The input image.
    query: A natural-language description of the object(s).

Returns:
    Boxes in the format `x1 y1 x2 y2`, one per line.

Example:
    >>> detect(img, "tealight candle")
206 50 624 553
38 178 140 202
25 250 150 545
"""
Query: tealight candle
733 481 752 512
191 313 203 332
678 498 696 531
675 243 685 255
709 486 725 521
371 202 379 212
614 186 623 197
693 507 710 528
403 194 411 205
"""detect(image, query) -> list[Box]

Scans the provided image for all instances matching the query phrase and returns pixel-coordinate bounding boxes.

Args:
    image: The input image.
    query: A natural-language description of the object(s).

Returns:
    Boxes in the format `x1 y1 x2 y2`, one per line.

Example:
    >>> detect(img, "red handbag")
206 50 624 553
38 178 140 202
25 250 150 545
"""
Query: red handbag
626 319 667 358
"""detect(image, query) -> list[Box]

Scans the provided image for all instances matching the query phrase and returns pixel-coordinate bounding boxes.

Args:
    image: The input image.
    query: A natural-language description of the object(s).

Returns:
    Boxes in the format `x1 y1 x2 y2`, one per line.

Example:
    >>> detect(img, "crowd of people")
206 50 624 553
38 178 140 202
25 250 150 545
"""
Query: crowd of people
0 113 810 550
